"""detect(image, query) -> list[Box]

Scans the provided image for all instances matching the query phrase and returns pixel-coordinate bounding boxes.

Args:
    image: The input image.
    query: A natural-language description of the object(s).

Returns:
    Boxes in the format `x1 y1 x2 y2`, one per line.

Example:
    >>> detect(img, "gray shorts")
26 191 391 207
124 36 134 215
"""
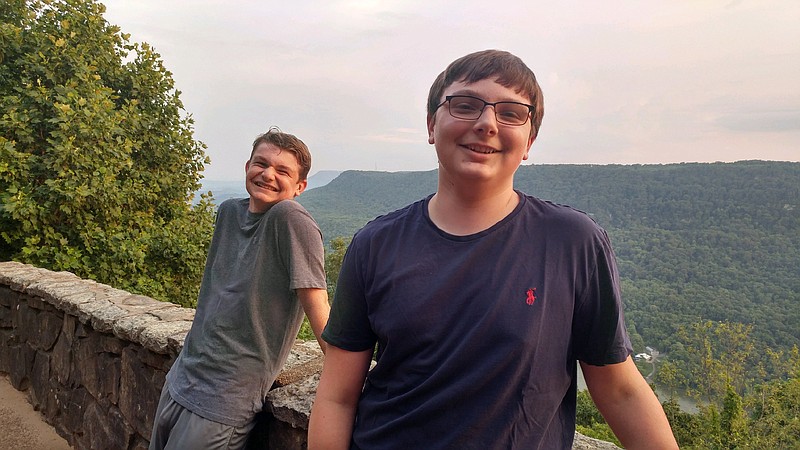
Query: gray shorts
149 384 256 450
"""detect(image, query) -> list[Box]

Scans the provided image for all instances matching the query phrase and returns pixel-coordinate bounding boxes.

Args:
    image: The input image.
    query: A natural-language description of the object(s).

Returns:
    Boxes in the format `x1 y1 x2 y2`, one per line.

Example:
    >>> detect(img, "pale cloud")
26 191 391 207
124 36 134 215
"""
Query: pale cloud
100 0 800 180
358 128 428 144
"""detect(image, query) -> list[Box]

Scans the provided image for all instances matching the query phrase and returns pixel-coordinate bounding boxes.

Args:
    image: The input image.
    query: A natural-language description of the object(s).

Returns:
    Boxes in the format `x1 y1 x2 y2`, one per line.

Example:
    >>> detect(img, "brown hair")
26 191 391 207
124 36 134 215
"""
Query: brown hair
427 50 544 137
250 127 312 180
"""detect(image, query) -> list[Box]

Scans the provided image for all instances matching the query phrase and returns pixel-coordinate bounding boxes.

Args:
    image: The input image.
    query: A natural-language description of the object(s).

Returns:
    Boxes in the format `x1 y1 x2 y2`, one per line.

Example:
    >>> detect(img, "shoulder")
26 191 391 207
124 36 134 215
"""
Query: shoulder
214 198 249 222
341 198 428 259
218 197 248 211
268 199 315 221
521 193 606 236
517 193 612 254
266 200 322 239
354 198 426 241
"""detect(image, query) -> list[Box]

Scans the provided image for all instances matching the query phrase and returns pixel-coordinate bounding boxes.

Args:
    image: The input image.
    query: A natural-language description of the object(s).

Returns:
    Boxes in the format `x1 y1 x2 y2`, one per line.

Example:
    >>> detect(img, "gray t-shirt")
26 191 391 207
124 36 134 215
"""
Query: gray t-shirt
167 198 326 426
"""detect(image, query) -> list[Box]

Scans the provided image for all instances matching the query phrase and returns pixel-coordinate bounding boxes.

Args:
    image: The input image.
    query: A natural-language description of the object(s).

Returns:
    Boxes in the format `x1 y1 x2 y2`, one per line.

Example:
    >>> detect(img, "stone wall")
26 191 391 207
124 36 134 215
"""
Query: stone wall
0 262 323 449
0 261 618 450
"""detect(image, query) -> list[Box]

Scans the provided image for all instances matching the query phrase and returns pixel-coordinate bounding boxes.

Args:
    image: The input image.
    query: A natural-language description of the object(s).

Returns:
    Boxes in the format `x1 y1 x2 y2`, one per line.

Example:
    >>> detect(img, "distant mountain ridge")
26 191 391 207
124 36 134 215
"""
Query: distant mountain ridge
306 170 342 190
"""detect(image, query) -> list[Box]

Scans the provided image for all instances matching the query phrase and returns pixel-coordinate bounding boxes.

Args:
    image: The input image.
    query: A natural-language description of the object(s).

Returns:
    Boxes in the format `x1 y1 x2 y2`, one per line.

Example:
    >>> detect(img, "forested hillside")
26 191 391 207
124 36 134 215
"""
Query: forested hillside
298 161 800 385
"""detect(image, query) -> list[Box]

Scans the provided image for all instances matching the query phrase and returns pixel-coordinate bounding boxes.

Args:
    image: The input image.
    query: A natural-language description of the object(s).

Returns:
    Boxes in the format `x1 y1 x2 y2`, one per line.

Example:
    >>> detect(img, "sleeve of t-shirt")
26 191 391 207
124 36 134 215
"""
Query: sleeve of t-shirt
273 201 327 291
572 228 633 366
321 233 377 352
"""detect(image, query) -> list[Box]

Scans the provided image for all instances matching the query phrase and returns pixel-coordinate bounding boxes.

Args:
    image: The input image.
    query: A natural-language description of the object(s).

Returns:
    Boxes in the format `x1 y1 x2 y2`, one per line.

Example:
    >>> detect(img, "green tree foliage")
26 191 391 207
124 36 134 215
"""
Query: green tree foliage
662 399 704 447
298 170 438 242
747 374 800 448
721 385 748 449
324 236 350 296
665 374 800 449
660 327 800 448
0 0 214 306
669 321 756 403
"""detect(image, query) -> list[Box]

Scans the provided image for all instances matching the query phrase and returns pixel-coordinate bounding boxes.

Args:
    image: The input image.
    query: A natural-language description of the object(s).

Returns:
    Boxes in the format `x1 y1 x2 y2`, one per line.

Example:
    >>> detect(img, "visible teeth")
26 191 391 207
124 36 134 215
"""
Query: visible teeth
254 181 276 191
467 145 497 154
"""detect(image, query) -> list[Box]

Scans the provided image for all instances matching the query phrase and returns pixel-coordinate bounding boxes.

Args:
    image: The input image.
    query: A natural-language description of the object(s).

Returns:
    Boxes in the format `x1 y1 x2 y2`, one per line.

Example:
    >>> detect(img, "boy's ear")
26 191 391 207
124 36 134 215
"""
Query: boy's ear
294 179 308 197
427 114 436 144
523 135 536 160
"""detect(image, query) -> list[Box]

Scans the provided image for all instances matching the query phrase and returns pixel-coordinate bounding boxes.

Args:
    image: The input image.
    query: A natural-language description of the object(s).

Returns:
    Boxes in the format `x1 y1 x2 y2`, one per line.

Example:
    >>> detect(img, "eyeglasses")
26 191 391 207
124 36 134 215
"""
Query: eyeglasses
437 95 534 126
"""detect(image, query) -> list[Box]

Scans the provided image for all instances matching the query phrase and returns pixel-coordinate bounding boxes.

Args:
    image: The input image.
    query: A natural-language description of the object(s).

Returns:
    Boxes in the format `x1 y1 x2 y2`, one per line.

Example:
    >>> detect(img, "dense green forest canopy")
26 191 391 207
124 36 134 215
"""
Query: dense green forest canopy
298 161 800 382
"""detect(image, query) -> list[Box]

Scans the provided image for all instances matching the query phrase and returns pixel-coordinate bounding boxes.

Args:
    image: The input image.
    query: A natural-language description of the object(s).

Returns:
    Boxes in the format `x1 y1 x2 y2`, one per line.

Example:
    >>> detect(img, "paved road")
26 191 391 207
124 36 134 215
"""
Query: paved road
0 374 71 450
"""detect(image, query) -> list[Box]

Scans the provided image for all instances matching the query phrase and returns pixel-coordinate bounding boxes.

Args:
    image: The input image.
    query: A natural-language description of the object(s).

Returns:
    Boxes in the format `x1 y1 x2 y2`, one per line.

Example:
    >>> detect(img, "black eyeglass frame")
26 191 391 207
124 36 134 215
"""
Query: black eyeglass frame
436 95 535 126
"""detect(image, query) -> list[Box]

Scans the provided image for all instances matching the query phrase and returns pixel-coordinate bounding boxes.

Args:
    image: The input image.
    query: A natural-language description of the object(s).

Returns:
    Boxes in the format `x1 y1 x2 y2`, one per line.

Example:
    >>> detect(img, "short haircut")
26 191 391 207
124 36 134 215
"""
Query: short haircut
427 49 544 138
250 127 312 180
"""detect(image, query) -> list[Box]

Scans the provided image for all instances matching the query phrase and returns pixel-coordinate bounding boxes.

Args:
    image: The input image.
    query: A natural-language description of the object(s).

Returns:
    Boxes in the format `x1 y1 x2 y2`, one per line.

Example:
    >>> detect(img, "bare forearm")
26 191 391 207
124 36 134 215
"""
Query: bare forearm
308 346 371 450
597 381 677 449
582 358 678 449
307 308 329 354
308 399 357 450
297 288 330 353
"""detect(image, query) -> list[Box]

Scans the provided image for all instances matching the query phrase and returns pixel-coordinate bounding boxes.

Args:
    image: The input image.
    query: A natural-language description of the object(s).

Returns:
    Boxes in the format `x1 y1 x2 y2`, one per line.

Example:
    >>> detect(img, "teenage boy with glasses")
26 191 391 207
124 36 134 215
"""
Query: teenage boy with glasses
309 50 677 449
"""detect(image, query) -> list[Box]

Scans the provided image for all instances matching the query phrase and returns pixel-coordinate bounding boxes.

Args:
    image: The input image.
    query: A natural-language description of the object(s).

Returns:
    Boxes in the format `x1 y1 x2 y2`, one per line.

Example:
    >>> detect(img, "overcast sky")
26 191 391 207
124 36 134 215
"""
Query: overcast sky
101 1 800 181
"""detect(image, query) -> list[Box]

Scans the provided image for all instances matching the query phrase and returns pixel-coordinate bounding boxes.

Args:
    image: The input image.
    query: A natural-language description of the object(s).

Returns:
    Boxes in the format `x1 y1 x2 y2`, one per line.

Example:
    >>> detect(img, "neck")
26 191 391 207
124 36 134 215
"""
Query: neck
428 185 519 236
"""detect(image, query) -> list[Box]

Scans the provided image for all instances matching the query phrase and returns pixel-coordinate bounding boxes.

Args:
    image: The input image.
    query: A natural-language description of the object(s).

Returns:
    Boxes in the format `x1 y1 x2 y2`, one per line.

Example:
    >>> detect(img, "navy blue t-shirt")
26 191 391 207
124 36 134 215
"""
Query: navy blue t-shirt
323 192 632 449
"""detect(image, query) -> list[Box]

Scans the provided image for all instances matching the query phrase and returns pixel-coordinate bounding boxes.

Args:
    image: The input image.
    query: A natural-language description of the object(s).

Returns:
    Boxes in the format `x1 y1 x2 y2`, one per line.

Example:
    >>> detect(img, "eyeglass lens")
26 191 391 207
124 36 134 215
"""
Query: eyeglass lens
447 96 530 126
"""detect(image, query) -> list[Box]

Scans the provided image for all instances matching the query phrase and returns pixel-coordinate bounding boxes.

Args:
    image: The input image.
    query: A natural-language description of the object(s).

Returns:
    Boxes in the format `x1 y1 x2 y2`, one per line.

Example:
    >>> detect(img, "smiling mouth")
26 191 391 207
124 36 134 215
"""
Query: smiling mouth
253 180 279 192
464 144 500 154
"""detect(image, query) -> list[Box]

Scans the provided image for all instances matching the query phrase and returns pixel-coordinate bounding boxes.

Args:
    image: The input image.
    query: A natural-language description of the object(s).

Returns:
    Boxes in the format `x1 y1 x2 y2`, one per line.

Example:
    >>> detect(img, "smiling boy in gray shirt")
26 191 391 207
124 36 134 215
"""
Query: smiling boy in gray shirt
150 128 329 450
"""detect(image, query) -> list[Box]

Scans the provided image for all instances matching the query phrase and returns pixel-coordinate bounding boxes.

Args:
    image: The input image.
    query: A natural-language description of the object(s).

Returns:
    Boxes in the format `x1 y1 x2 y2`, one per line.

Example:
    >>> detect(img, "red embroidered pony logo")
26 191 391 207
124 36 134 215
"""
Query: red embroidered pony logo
526 288 537 305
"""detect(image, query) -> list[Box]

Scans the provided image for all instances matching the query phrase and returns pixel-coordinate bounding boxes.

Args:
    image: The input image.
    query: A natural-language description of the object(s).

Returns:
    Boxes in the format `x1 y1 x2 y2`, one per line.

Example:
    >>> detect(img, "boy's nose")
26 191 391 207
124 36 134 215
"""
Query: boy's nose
260 166 276 179
473 106 499 135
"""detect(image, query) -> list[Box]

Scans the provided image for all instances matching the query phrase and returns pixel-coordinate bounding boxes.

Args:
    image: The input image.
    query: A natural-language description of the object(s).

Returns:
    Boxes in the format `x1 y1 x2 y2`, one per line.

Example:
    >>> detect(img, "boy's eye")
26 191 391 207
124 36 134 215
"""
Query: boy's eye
451 100 481 112
497 108 525 121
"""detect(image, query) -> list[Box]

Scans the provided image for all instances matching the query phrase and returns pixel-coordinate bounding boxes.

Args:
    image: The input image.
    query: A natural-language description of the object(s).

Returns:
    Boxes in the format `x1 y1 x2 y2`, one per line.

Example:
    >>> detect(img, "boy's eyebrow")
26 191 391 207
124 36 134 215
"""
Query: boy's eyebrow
448 88 526 103
448 88 482 97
